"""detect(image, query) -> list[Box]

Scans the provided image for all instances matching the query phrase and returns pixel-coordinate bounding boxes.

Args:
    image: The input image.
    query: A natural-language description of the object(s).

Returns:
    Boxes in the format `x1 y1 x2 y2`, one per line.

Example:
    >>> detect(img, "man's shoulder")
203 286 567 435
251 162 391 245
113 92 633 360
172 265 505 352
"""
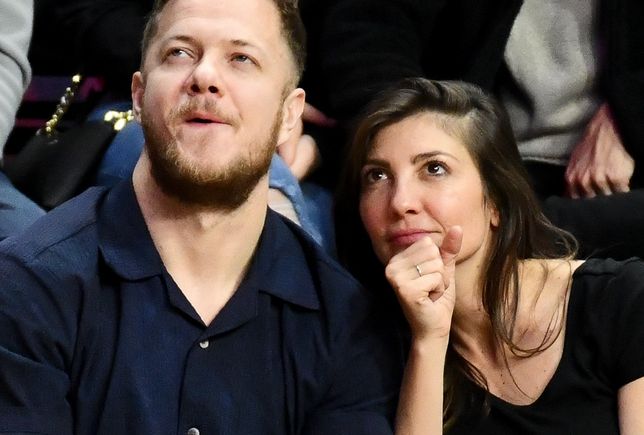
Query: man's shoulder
269 212 380 322
0 187 107 267
273 211 363 291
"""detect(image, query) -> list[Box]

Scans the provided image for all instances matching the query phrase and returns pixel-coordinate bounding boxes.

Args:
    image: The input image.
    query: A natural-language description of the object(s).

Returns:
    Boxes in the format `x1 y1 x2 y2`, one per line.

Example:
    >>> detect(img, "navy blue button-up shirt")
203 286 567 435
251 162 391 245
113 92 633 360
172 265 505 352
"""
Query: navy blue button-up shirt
0 181 402 434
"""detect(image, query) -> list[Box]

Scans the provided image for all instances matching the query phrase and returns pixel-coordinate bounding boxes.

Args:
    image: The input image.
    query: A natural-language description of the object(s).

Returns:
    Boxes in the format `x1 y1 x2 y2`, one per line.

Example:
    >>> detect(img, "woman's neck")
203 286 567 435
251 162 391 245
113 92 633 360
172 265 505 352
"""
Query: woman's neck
450 258 578 364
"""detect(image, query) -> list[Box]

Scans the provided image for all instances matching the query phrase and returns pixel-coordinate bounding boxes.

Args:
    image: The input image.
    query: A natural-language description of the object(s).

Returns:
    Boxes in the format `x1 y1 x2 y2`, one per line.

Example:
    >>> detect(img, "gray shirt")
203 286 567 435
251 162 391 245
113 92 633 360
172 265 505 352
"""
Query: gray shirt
500 0 600 165
0 0 33 153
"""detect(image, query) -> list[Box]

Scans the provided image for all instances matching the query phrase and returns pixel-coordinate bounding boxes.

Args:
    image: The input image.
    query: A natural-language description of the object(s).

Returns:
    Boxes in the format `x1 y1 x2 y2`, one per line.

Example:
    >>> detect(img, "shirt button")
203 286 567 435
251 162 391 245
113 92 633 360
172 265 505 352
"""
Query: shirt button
187 428 200 435
199 340 209 349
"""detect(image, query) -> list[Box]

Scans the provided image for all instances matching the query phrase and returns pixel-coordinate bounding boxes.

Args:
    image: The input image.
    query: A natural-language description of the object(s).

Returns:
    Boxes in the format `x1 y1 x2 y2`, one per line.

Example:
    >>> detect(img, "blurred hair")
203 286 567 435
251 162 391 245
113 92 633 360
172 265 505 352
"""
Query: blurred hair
335 77 577 427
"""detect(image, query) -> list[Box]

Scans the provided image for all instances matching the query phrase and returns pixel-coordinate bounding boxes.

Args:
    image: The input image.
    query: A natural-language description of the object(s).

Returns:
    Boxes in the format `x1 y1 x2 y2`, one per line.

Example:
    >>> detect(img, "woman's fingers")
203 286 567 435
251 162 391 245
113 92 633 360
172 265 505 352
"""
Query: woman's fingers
385 231 461 340
387 235 454 288
397 271 444 296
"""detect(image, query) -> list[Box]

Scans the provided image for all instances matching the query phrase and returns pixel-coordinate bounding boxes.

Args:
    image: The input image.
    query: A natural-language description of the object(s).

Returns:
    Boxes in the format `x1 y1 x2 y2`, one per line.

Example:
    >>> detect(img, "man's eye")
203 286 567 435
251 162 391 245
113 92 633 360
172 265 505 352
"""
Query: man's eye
232 54 254 64
168 48 190 58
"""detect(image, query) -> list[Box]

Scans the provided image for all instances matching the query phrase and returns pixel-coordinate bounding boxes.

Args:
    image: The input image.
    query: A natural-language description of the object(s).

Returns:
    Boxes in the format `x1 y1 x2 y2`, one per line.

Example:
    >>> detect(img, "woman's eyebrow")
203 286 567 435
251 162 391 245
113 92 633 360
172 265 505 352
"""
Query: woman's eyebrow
412 151 458 164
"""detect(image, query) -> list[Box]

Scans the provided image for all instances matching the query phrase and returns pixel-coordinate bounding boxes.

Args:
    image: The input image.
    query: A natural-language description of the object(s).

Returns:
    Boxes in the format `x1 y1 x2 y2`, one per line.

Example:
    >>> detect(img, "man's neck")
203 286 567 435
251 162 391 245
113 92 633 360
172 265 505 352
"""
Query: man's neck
132 156 268 325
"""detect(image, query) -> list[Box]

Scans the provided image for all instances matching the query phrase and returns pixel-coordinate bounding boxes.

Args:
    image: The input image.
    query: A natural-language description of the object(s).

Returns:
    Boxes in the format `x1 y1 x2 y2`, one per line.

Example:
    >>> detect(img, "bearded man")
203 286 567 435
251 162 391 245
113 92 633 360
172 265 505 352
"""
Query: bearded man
0 0 402 433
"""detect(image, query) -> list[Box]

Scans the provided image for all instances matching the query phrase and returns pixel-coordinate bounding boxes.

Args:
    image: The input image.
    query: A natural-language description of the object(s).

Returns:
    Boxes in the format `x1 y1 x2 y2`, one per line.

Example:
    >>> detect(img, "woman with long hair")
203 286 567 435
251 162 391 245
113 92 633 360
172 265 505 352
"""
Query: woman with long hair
335 77 644 434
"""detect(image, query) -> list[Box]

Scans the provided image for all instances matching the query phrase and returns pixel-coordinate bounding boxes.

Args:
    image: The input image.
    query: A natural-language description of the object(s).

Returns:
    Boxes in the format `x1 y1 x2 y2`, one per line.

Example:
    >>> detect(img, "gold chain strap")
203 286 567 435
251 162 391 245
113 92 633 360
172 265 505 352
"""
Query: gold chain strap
39 74 82 137
38 74 134 137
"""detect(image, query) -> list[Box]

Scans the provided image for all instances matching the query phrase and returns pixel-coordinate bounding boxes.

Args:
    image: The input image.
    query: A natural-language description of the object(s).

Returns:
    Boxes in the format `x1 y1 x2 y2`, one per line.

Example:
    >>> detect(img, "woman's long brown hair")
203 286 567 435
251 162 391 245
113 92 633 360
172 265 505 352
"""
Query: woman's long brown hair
335 78 577 428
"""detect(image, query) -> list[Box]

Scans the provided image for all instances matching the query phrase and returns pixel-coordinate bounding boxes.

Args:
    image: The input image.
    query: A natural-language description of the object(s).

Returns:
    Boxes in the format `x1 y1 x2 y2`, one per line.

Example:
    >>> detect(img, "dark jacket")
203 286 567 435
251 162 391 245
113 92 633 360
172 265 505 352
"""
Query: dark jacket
33 0 153 96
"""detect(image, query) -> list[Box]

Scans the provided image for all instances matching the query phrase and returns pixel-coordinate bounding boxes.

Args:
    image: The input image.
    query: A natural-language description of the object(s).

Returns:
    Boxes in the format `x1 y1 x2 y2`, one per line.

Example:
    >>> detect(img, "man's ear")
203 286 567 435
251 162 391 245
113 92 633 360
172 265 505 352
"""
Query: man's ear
131 71 145 122
276 88 306 146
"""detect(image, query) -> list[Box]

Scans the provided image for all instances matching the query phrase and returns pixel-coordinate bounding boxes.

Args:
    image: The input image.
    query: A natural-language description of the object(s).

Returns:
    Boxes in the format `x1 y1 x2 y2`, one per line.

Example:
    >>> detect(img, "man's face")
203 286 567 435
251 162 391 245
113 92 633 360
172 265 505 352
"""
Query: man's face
132 0 304 209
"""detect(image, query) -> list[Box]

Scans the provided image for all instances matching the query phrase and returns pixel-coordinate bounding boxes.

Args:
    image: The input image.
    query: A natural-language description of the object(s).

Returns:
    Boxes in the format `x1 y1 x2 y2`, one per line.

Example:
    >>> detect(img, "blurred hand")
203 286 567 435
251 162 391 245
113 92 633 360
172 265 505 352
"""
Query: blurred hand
384 226 462 341
565 103 634 198
276 103 335 181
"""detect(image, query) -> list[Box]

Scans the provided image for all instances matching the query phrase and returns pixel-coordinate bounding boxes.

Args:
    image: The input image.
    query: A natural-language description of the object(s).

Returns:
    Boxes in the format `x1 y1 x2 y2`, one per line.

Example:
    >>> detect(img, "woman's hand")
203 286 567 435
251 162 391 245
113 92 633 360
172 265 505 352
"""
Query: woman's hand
391 226 462 435
385 226 462 341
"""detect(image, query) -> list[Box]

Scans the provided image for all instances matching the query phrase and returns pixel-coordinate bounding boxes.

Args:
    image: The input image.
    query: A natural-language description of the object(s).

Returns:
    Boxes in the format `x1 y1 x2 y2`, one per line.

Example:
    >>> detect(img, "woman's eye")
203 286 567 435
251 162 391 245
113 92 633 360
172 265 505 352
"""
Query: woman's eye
363 168 388 184
425 161 447 176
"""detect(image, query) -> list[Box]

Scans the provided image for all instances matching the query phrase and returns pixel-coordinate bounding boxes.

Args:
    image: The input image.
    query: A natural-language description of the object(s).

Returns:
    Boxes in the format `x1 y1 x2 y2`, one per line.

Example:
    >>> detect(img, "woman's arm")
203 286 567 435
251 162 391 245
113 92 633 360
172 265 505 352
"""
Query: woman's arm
384 227 462 434
396 337 448 435
618 377 644 434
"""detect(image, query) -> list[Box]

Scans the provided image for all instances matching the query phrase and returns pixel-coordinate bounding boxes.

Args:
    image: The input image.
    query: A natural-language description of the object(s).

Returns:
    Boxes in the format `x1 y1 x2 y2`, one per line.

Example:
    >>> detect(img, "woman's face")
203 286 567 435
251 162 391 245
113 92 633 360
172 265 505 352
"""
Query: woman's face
358 112 498 265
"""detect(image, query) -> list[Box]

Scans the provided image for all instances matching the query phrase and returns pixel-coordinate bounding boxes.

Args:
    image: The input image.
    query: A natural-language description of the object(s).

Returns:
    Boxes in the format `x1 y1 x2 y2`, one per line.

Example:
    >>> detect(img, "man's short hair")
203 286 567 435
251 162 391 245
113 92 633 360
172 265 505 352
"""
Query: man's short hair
140 0 306 86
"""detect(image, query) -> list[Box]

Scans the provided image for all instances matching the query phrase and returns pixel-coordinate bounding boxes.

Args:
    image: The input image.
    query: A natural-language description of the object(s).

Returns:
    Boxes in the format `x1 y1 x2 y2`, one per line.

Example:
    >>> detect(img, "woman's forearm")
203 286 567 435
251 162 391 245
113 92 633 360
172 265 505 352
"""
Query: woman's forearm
395 337 449 435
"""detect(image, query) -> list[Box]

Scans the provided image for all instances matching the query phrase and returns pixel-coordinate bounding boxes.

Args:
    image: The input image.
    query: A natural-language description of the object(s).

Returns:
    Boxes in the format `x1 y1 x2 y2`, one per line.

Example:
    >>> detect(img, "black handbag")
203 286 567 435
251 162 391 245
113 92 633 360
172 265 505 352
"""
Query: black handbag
4 75 133 210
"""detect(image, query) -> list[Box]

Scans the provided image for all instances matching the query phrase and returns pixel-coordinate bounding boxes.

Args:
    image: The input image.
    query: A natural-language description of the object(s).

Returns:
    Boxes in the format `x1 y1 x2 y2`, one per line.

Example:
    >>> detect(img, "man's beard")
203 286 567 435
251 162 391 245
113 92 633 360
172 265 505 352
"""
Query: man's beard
141 102 279 211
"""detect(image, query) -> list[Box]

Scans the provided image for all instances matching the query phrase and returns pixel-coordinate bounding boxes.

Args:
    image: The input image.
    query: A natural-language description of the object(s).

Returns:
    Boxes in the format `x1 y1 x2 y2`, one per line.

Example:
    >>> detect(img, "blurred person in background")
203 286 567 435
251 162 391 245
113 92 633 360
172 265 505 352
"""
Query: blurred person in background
317 0 644 260
0 0 45 239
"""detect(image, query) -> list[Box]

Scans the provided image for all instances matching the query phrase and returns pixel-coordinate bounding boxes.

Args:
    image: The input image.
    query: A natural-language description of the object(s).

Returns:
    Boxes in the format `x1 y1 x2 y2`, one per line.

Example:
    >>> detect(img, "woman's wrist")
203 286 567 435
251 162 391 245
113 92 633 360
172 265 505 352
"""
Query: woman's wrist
409 334 450 356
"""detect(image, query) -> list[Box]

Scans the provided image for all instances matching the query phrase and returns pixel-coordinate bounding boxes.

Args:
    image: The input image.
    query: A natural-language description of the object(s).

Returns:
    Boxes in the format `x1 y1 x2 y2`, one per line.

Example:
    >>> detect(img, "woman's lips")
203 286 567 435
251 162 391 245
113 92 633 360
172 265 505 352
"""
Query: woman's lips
388 230 435 247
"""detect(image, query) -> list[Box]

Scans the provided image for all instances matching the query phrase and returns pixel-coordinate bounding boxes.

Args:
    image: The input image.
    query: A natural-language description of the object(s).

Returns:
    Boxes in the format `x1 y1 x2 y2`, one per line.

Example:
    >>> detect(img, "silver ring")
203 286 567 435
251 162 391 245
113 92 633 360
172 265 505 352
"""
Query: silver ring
415 264 423 277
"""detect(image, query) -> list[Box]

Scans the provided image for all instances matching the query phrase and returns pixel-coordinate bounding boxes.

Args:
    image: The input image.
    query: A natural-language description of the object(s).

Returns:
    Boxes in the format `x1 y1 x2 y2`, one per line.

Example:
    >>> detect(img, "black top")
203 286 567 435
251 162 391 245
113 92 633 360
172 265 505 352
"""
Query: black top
0 180 402 434
449 258 644 434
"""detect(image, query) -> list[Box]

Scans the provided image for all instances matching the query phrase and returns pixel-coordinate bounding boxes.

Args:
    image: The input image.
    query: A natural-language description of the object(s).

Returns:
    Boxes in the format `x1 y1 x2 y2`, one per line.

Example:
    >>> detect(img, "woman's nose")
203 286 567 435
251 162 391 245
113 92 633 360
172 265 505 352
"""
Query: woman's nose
390 180 421 216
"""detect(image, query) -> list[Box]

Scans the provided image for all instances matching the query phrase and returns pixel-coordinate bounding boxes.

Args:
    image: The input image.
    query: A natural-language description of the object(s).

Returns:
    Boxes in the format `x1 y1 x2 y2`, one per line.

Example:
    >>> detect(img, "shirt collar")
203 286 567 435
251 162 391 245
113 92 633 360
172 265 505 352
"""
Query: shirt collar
98 181 320 310
98 179 165 279
244 209 320 310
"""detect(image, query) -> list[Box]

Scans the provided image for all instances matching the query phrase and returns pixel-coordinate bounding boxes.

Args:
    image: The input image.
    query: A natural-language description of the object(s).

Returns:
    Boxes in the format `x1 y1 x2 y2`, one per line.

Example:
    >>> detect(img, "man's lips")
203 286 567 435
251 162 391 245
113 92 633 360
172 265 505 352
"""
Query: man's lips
183 112 229 125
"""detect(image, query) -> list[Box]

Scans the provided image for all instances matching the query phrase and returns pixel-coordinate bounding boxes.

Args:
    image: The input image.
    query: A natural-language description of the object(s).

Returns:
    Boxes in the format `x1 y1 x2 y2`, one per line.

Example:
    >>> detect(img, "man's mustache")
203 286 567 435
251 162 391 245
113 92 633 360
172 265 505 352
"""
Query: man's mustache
170 99 237 127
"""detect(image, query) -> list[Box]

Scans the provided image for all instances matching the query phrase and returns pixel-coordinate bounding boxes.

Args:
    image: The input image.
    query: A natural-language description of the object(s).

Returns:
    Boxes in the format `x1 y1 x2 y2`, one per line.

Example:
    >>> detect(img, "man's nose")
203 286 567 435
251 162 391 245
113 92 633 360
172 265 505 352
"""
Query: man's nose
188 58 222 95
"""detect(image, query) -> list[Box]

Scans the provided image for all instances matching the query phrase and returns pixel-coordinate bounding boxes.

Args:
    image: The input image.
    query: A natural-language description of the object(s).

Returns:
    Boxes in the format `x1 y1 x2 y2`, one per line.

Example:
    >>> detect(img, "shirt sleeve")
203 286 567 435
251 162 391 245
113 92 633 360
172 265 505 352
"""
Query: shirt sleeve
0 250 76 434
302 296 404 435
606 259 644 387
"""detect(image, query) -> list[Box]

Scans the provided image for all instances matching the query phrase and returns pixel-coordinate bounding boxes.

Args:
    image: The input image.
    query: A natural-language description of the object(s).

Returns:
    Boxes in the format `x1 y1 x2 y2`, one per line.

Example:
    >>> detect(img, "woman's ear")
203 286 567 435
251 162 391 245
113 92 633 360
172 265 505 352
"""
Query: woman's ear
489 204 500 228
